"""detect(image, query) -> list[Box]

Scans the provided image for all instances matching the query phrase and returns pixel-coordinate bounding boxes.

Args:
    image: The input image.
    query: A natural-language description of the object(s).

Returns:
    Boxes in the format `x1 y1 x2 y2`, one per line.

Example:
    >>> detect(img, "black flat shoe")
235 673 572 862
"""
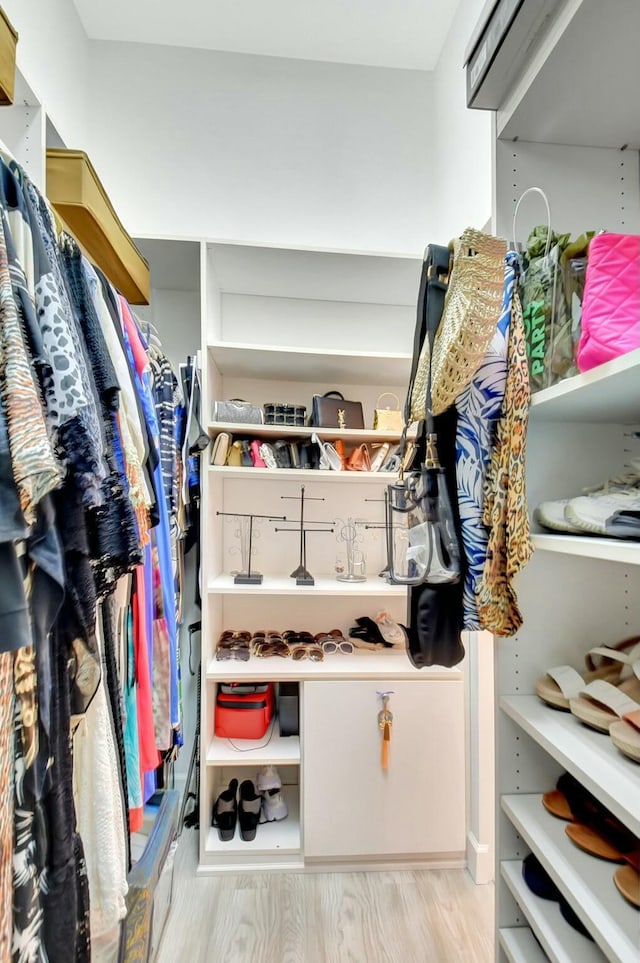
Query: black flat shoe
212 778 238 841
238 780 262 841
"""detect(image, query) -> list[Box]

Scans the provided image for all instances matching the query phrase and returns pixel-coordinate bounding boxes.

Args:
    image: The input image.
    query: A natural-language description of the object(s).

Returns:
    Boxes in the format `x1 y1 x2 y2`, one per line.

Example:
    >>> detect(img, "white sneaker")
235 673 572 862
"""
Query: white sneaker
534 499 583 533
260 789 288 823
256 766 281 793
535 464 640 534
565 488 640 539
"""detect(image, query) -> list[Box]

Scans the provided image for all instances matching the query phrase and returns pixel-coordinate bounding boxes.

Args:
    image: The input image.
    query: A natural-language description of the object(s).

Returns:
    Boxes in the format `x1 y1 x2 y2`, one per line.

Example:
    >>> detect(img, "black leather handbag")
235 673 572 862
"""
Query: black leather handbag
310 391 364 429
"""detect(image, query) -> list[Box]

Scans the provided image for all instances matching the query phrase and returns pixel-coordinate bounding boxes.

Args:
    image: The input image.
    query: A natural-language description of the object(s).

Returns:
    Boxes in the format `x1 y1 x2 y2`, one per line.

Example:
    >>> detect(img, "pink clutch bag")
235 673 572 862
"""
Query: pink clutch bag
577 233 640 372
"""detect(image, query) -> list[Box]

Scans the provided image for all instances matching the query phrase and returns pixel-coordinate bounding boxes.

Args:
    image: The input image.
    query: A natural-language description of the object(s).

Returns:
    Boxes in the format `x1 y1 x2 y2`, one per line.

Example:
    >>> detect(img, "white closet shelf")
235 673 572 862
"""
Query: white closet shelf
204 786 300 858
207 341 411 385
529 349 640 423
207 421 413 445
497 0 640 148
499 927 548 963
209 466 394 483
500 696 640 836
206 652 461 683
206 724 300 767
501 861 607 963
501 794 639 963
207 574 407 597
530 533 640 565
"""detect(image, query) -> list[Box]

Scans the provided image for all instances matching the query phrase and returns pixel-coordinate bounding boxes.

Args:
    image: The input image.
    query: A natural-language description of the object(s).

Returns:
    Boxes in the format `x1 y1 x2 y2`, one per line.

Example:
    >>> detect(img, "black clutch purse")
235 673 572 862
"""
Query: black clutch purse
310 391 364 429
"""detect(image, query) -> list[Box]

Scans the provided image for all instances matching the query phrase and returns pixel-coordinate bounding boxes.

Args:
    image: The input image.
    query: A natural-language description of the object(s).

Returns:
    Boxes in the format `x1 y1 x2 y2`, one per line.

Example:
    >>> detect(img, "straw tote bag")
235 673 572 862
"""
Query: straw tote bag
411 228 506 420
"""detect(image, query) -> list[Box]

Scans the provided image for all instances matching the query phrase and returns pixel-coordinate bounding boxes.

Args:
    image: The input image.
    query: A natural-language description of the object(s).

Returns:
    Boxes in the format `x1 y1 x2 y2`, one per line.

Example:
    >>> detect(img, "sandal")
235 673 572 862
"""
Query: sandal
614 856 640 908
569 660 640 733
609 709 640 763
535 635 640 710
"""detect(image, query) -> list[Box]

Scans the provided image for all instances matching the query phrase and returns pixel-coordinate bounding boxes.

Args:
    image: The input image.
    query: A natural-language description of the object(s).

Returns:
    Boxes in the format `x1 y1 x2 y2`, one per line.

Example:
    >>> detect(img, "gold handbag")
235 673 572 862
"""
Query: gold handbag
225 441 243 467
373 393 404 432
411 229 507 420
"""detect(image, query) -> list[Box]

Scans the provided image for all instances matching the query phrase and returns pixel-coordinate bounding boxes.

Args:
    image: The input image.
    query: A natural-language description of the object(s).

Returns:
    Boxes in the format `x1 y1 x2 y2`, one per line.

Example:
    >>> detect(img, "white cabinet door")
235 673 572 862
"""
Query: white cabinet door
302 679 465 859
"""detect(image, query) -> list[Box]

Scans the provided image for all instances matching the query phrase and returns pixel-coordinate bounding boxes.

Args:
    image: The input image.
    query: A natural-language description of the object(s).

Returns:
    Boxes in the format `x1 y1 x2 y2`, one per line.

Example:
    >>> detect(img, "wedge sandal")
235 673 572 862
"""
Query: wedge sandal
609 709 640 763
569 661 640 733
535 635 640 710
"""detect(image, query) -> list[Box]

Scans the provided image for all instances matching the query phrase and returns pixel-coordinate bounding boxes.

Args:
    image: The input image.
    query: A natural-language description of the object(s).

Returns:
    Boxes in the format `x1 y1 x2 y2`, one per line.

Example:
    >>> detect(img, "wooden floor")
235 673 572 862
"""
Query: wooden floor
156 834 495 963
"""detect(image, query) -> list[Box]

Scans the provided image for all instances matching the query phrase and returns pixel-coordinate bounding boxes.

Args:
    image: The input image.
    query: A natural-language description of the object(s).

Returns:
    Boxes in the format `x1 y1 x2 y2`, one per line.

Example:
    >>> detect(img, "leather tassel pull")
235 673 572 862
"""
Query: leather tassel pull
377 691 394 770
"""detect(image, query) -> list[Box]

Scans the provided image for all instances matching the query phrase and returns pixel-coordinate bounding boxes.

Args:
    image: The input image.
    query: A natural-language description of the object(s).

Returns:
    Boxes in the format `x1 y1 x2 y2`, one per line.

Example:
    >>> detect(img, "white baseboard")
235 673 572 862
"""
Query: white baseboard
466 832 493 884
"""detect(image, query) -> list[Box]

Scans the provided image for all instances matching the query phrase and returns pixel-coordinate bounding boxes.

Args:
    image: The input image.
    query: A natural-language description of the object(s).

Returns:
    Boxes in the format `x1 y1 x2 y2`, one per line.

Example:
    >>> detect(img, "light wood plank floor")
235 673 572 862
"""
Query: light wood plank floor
156 833 494 963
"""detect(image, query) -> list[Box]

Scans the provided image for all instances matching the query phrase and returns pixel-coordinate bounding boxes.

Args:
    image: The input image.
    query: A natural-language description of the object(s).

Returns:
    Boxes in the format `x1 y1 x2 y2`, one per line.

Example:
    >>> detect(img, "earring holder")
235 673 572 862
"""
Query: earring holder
217 511 286 584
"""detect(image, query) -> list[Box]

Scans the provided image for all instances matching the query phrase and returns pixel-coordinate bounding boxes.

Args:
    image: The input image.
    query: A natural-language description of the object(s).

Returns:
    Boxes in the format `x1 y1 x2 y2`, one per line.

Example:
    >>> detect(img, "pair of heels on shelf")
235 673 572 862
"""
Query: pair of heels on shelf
212 769 289 842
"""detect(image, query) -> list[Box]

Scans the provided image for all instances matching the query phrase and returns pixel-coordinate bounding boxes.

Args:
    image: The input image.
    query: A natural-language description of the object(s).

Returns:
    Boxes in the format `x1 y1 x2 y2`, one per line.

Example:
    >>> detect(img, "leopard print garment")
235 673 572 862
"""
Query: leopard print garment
0 649 14 963
476 285 533 636
0 215 62 523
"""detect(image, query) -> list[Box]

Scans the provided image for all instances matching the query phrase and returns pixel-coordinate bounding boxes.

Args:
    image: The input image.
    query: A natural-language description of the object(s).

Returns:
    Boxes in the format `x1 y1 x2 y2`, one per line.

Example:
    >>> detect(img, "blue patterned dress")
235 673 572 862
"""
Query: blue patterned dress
455 252 517 629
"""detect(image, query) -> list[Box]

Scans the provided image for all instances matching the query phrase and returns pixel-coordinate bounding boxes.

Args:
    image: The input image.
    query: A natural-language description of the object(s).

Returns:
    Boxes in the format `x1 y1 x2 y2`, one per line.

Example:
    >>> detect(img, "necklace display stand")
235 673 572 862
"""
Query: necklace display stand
217 511 286 584
334 517 368 582
275 486 334 586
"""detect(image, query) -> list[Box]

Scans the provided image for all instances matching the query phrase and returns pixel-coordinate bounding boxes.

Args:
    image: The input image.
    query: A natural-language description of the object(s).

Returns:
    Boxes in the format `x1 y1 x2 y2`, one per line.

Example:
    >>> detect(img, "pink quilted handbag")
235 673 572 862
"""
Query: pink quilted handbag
577 233 640 372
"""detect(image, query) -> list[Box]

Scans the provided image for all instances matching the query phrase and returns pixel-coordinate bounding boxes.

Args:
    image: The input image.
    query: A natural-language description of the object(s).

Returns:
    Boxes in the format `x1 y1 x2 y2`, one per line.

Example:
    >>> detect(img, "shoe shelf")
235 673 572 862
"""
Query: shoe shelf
206 652 461 683
206 722 301 767
203 786 301 861
530 533 640 566
501 794 639 963
206 574 408 597
501 860 608 963
529 349 640 424
207 341 412 386
209 466 394 484
500 696 640 836
499 926 548 963
207 421 414 445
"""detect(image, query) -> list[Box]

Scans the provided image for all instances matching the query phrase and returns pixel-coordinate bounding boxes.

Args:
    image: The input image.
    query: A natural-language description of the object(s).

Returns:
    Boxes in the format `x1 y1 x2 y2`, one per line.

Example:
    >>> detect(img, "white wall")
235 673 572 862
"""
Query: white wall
432 0 493 239
85 41 434 253
2 0 89 149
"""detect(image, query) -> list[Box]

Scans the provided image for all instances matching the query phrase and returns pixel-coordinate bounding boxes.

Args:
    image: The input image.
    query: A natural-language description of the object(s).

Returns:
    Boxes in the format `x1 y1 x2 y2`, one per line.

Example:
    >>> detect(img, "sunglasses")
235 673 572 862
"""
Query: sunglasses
215 646 251 662
253 641 290 658
291 644 324 662
321 638 354 654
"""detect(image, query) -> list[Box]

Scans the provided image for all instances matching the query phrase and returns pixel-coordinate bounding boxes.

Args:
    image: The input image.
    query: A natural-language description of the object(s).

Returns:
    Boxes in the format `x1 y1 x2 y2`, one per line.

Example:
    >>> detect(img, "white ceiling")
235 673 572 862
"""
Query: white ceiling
71 0 461 71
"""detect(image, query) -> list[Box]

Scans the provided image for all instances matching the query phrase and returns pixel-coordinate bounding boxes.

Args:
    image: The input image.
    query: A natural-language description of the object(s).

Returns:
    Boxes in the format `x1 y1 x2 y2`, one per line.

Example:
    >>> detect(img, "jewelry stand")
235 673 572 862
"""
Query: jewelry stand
275 486 334 586
365 493 393 580
217 511 286 584
335 517 368 582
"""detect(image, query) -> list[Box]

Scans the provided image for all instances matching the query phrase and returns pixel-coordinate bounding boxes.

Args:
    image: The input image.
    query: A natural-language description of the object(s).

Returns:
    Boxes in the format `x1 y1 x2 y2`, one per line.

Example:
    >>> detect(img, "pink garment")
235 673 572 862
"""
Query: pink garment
134 566 160 774
577 233 640 372
119 296 149 377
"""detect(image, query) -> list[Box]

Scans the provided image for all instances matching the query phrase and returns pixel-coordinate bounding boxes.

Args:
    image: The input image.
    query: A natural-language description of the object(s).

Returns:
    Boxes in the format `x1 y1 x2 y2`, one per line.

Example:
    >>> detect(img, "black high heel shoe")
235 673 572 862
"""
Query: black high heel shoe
212 778 238 841
238 780 262 841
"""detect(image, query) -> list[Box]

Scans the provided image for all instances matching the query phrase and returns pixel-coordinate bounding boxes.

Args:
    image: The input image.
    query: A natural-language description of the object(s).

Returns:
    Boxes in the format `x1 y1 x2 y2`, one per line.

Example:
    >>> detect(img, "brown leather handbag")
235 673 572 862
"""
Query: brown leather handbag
310 391 365 429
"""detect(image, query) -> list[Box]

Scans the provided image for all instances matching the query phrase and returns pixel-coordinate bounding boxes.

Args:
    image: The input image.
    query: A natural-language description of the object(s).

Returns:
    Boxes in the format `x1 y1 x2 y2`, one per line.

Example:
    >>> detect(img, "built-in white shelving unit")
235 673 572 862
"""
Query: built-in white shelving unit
198 242 467 873
475 0 640 958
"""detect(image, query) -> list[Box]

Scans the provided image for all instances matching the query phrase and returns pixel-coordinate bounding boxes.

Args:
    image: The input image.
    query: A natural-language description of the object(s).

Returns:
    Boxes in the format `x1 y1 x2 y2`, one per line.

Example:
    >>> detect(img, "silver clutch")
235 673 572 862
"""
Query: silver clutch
211 399 264 425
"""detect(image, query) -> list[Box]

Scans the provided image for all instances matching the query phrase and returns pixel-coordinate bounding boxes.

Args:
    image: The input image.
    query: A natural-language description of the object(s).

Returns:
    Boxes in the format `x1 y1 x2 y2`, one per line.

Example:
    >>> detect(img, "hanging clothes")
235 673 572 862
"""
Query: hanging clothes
476 281 533 635
0 149 186 961
455 252 516 629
